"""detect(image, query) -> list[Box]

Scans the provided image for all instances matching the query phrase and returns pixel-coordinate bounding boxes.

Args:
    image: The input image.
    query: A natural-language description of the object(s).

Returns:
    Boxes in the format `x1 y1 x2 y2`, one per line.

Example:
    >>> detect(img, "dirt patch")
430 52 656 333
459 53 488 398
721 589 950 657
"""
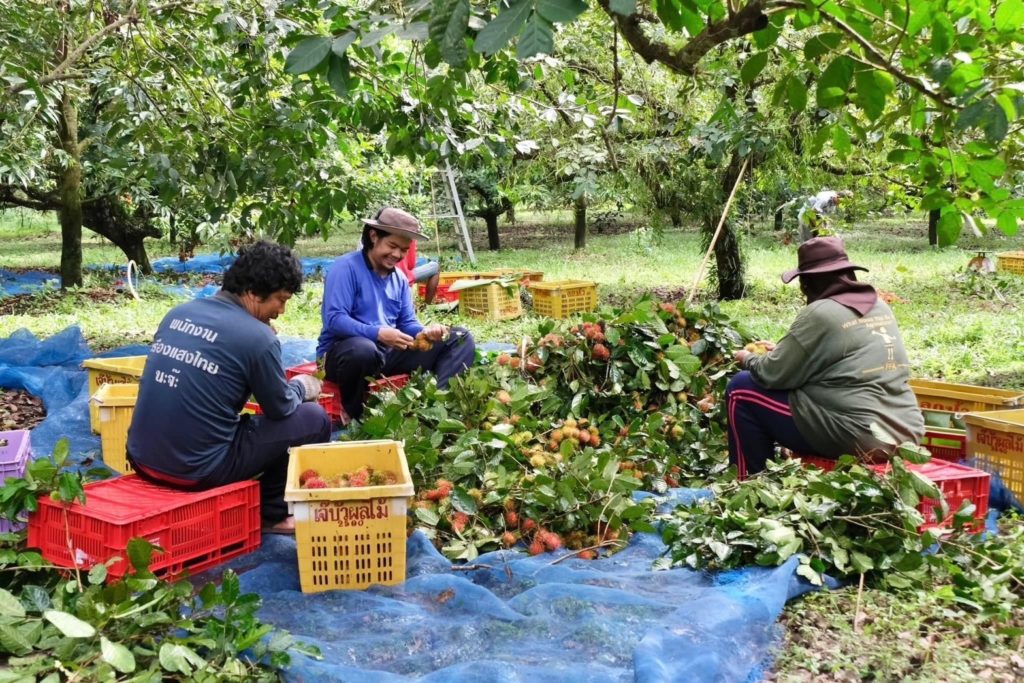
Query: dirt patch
0 288 126 315
0 388 46 431
766 587 1024 683
467 218 649 251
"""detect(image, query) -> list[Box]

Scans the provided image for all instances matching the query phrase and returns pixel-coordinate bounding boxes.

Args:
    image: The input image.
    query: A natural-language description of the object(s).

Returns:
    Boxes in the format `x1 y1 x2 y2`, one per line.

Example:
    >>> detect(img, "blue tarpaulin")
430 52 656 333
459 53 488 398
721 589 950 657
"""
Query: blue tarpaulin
1 255 336 300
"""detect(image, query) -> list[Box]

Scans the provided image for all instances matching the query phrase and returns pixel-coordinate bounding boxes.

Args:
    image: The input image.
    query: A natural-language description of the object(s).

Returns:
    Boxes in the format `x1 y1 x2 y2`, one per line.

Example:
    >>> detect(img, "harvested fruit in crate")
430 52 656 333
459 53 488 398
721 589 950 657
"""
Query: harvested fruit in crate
298 465 399 489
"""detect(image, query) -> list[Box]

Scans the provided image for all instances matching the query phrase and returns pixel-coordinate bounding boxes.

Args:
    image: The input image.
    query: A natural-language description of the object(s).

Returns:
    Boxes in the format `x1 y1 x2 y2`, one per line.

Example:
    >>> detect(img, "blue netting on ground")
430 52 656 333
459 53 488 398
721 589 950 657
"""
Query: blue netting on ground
1 255 334 299
206 518 829 683
0 327 1019 682
0 269 61 296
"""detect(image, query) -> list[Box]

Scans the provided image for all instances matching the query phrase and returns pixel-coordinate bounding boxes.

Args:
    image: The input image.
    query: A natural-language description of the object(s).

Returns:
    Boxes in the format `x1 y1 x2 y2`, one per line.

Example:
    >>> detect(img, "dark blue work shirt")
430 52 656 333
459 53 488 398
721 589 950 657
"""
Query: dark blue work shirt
127 291 304 480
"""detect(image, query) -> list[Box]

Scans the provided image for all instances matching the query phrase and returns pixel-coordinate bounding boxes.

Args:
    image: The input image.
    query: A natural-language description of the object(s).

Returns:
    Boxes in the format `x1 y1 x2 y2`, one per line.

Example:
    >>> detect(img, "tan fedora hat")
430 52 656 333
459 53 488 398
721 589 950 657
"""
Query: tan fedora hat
362 207 431 241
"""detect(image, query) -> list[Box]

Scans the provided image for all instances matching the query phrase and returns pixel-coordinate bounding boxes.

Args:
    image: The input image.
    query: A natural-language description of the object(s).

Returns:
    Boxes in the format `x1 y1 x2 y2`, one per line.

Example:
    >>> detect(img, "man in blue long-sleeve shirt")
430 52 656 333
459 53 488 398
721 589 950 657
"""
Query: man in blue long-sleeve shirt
317 207 475 421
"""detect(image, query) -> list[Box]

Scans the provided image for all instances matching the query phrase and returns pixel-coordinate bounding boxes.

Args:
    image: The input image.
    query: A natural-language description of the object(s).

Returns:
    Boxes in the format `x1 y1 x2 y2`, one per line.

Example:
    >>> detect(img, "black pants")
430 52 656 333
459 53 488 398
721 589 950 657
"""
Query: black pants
131 403 331 523
322 327 476 419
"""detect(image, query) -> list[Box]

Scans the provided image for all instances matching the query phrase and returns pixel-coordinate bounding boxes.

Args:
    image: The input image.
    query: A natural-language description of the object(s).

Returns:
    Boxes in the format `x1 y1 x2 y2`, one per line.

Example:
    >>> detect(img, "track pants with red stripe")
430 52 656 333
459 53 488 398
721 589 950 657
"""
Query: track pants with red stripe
726 371 817 480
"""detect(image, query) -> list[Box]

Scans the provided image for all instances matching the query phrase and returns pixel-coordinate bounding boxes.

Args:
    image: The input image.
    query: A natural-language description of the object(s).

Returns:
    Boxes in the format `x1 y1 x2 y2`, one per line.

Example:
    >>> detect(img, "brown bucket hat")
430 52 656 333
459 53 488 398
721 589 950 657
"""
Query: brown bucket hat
781 236 868 283
362 207 431 241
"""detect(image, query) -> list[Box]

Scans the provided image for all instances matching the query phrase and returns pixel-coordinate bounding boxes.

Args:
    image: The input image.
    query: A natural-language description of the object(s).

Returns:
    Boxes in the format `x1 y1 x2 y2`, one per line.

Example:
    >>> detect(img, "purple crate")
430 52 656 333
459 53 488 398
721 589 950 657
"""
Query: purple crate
0 430 32 533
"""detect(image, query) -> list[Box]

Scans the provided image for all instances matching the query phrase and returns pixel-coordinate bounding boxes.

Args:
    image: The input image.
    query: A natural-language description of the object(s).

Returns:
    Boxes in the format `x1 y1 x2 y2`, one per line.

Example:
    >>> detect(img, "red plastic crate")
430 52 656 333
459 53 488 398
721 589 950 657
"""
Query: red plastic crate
418 282 460 303
244 391 336 417
285 362 409 422
28 476 260 580
790 454 989 531
0 430 32 533
920 428 968 461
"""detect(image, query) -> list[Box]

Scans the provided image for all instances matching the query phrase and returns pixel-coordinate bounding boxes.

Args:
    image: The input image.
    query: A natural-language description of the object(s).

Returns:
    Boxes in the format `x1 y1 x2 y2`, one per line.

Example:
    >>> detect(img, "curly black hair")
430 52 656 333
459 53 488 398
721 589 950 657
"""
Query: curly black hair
222 241 303 298
360 207 385 251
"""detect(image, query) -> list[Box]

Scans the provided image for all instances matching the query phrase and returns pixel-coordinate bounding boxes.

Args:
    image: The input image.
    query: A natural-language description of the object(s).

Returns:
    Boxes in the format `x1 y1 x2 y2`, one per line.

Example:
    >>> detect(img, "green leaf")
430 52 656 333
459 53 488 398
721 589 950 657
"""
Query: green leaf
804 32 843 60
101 637 136 673
285 37 332 75
936 207 963 246
786 76 807 111
159 643 206 674
984 106 1009 143
739 52 768 84
536 0 588 24
831 126 852 156
43 610 95 638
52 438 69 467
909 472 942 500
127 537 154 572
609 0 636 15
855 70 894 120
432 0 470 66
516 13 555 59
451 488 478 514
654 0 684 32
850 551 874 573
327 53 350 98
414 506 440 525
996 212 1019 235
995 0 1024 31
796 562 823 586
956 98 993 132
817 55 854 109
0 589 25 618
0 624 33 656
474 0 532 55
331 32 358 57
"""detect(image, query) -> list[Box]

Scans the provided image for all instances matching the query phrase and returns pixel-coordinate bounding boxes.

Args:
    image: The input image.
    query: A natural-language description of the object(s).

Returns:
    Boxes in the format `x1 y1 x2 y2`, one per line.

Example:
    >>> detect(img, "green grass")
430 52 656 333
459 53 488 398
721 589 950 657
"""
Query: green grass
2 209 1022 389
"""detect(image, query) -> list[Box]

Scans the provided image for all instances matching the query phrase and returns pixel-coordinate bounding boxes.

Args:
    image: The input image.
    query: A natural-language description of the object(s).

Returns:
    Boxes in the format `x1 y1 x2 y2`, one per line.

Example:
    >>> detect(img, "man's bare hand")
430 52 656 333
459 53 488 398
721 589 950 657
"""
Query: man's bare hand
423 324 447 342
378 327 414 350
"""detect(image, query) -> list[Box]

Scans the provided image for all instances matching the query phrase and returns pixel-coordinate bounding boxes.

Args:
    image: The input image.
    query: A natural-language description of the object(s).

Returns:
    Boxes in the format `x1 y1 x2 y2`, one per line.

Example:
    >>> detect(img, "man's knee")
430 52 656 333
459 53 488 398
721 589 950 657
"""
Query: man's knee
726 370 755 397
293 402 332 442
326 337 383 377
447 327 475 364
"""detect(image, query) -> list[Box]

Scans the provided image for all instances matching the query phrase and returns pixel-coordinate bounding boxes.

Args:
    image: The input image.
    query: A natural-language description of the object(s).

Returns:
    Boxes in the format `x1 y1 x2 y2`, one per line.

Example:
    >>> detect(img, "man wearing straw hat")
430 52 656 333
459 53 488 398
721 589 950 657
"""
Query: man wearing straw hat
317 207 476 422
727 237 923 478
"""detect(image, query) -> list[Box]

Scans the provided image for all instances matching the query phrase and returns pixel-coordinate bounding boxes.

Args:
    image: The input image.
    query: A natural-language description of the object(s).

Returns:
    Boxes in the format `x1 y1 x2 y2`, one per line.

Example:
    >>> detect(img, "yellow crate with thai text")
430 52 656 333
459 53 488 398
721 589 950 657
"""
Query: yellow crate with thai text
92 383 138 474
83 355 147 434
528 280 599 318
909 379 1024 416
964 409 1024 502
458 282 523 320
438 271 486 286
285 440 414 593
995 251 1024 275
487 268 545 284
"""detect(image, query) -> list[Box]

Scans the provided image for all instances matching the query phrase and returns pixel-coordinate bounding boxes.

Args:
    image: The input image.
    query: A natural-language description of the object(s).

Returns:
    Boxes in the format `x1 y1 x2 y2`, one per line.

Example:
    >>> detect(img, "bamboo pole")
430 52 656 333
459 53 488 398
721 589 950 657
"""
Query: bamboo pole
685 157 750 304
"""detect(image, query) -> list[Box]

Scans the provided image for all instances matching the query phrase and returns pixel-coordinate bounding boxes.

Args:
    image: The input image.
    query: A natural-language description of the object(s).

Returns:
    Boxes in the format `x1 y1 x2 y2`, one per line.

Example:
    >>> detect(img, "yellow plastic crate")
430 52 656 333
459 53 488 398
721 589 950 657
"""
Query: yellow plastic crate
284 440 415 593
995 251 1024 275
438 271 486 286
458 282 523 320
529 280 598 318
964 409 1024 502
909 379 1024 415
487 268 545 284
92 383 138 474
83 356 146 434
